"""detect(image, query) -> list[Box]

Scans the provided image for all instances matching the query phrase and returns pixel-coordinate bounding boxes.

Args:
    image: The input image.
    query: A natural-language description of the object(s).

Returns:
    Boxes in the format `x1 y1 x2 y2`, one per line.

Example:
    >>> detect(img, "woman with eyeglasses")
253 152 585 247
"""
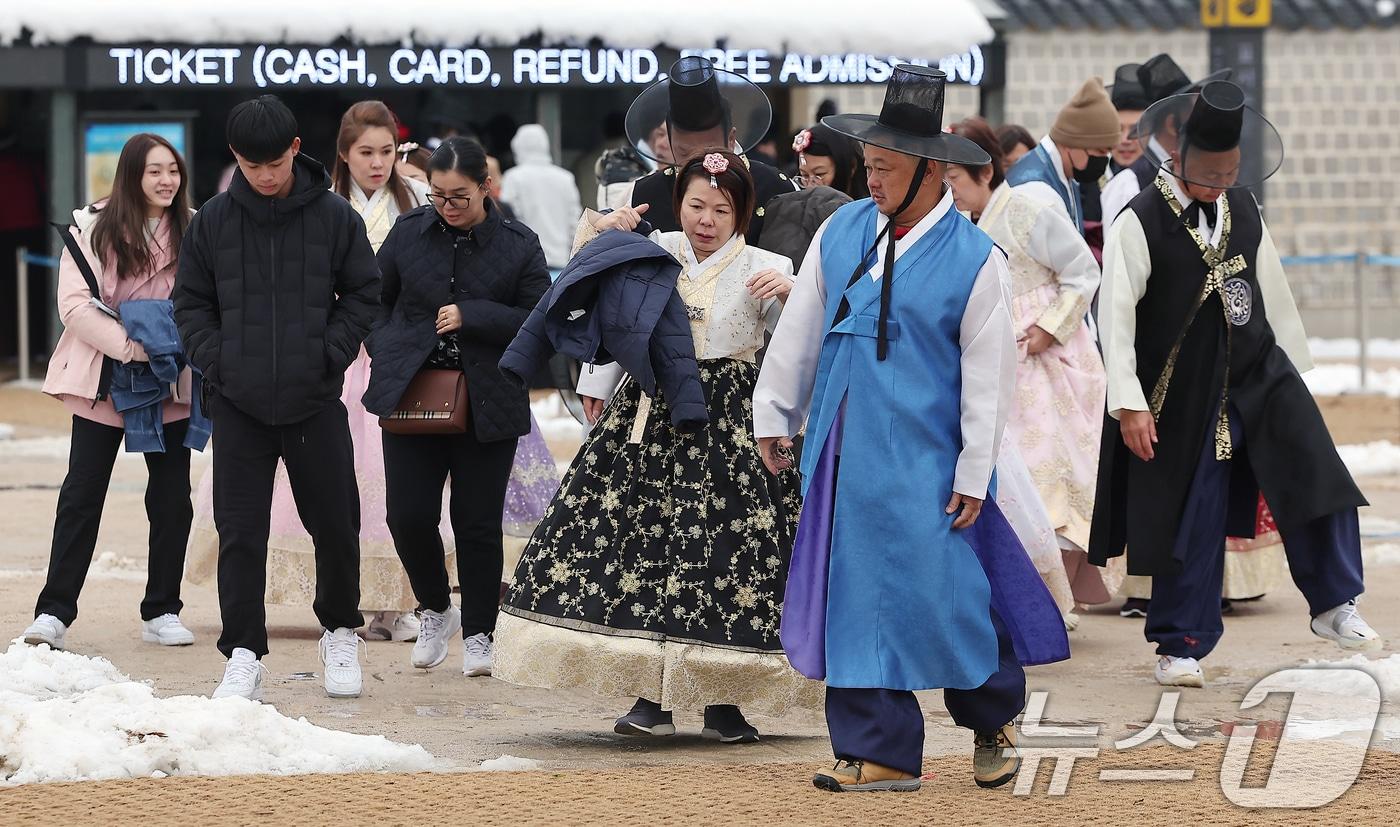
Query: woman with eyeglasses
362 136 551 677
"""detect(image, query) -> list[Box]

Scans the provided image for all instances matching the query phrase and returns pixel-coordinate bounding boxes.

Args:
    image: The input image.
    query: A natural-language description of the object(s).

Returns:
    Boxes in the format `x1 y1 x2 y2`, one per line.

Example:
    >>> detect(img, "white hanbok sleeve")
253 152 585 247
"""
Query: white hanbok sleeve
1099 168 1140 231
759 255 796 335
1098 209 1153 418
954 248 1017 501
1254 222 1314 374
1025 204 1101 344
752 220 831 439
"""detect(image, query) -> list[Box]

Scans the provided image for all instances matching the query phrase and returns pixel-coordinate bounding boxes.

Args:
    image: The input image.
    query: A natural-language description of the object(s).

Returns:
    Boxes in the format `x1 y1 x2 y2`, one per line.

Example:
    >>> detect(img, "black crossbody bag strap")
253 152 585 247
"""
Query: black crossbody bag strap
49 221 116 402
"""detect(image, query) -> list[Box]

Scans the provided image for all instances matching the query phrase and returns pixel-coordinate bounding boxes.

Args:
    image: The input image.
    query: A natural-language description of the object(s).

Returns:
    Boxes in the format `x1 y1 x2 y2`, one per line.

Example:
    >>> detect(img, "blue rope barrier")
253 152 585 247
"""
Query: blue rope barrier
1280 253 1359 266
1366 254 1400 268
20 252 60 268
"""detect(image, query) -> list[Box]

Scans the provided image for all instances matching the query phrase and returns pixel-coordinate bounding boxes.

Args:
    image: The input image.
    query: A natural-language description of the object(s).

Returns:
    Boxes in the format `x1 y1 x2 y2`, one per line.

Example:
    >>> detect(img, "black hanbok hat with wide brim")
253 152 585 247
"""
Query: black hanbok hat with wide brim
822 64 990 166
624 56 772 163
1137 53 1233 103
1142 81 1284 189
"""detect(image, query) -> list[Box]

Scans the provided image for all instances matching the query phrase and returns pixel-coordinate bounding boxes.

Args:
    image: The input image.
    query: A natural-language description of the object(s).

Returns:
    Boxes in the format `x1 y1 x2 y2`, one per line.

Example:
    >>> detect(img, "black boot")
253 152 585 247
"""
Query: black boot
613 697 675 736
701 704 760 744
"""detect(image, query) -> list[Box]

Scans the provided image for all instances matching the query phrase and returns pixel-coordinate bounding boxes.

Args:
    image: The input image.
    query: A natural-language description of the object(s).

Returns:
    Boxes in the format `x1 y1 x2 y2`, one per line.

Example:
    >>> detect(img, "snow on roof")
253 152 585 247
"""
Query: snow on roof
0 1 994 56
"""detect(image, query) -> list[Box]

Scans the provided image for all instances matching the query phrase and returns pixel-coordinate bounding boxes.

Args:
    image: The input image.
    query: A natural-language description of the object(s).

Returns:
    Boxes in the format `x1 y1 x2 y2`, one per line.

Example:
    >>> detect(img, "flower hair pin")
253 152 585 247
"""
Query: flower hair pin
792 129 812 163
702 152 729 188
398 141 420 161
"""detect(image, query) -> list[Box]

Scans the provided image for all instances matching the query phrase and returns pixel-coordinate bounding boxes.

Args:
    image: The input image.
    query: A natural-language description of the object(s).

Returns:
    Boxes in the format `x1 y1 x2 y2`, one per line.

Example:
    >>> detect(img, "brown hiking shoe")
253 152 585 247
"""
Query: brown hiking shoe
812 759 921 793
972 724 1020 789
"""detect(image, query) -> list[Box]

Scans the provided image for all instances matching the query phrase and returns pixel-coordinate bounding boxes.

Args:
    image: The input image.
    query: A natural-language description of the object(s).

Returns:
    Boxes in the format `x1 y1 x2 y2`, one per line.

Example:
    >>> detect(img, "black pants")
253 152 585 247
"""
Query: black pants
35 416 193 626
212 397 362 657
383 427 517 637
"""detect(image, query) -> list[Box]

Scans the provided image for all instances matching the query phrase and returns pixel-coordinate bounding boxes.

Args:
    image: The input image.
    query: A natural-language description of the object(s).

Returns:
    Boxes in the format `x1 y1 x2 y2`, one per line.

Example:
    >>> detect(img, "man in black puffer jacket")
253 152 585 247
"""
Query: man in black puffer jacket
173 95 378 702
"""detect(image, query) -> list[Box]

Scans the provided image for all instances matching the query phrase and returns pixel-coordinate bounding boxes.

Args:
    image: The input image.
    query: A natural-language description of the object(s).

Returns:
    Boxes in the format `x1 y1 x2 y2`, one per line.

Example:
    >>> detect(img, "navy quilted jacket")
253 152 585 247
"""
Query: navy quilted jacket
362 201 550 443
499 228 707 433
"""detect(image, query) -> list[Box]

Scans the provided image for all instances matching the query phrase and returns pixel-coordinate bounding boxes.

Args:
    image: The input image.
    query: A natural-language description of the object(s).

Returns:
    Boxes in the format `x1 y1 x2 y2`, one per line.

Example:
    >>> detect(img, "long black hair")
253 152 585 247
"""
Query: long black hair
798 123 869 199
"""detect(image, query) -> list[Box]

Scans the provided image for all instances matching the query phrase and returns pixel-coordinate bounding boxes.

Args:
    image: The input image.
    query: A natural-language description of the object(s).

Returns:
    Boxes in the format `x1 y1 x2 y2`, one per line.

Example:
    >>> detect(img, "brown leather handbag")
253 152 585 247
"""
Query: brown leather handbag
379 369 469 435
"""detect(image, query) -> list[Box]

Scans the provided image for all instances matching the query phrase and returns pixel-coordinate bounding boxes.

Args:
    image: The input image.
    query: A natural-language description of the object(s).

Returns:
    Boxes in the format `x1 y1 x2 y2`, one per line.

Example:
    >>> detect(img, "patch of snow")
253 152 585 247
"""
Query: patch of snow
1338 441 1400 477
88 551 147 581
0 436 145 461
0 423 14 441
1362 516 1400 538
1308 338 1400 361
475 754 541 772
1363 544 1400 567
0 643 434 785
0 1 992 55
1302 364 1400 398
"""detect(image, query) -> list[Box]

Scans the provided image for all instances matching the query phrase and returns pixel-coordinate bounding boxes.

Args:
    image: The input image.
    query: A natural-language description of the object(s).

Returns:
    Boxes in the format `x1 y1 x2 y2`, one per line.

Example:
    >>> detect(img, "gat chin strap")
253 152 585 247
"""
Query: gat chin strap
837 157 929 360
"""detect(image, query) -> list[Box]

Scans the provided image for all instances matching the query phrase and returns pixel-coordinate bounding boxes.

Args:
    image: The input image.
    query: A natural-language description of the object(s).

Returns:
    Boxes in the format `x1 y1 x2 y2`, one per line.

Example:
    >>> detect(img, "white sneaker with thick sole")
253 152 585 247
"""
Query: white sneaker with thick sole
1311 600 1382 651
141 613 195 646
389 612 420 642
22 614 67 649
213 647 267 700
320 628 364 699
1154 655 1205 688
412 606 461 669
463 632 493 677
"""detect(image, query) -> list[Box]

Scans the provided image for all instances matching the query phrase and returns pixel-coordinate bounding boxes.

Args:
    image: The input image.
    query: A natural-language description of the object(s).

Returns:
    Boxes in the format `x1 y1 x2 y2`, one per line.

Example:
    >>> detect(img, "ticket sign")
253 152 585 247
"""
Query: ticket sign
1202 0 1271 27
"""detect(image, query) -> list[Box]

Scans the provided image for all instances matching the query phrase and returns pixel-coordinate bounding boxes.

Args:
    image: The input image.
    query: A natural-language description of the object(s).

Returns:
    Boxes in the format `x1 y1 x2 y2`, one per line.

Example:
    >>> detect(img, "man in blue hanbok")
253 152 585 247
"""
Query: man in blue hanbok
754 65 1069 793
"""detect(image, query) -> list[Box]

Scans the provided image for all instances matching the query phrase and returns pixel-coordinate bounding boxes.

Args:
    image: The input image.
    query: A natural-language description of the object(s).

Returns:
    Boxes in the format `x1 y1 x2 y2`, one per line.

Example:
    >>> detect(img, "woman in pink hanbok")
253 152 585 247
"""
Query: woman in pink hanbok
947 117 1121 617
186 102 560 641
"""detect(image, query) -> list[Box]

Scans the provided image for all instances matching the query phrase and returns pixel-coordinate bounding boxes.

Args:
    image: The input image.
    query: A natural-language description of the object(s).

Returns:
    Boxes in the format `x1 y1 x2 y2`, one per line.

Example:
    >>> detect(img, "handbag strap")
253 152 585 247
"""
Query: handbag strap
49 220 115 401
50 221 104 300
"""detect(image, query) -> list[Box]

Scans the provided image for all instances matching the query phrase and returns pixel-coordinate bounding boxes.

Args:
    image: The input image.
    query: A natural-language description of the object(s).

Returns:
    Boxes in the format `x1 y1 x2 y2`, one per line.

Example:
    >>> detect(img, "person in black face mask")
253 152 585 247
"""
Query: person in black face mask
1004 77 1119 240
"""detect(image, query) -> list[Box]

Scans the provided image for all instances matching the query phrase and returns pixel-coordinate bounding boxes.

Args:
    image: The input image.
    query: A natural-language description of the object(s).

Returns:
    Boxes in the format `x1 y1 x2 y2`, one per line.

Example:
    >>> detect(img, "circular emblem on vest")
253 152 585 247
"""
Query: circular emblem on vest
1223 277 1252 326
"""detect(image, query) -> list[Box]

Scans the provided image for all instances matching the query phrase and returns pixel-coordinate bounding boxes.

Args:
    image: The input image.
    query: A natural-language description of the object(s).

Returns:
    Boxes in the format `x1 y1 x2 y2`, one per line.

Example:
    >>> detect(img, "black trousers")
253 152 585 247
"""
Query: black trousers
383 427 517 637
35 415 193 626
212 397 362 657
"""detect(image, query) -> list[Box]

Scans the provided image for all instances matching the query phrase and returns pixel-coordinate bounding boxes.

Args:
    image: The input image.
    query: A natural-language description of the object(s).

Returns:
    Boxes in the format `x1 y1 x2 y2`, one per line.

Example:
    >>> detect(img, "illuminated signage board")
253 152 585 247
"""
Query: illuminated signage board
91 44 992 89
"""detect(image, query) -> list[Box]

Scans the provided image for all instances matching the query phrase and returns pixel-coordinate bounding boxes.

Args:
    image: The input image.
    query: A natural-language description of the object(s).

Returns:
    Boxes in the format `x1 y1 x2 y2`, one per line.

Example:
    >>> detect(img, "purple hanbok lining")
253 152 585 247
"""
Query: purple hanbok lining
779 410 1070 681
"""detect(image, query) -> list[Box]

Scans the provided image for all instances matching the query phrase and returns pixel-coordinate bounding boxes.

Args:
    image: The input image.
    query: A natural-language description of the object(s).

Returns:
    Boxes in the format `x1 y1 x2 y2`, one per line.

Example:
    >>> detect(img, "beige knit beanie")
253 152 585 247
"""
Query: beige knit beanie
1049 77 1121 149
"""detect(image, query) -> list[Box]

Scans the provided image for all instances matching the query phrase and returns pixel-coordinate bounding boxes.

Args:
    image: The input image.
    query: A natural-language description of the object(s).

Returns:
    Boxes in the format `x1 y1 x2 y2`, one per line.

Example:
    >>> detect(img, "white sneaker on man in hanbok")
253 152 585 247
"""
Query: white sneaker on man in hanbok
1310 600 1382 650
412 605 461 669
213 647 267 700
462 633 493 677
1154 655 1205 688
141 613 195 646
319 628 364 698
22 614 67 649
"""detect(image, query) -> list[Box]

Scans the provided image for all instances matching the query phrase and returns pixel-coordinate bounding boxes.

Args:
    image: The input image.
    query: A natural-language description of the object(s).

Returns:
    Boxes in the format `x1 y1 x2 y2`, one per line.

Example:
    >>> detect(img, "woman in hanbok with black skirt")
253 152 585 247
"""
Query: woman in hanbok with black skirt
493 149 819 743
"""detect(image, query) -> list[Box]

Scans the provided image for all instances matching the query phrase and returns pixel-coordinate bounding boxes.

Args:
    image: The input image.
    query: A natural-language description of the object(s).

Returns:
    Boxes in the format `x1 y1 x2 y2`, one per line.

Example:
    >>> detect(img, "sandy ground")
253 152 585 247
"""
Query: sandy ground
2 383 1399 821
2 744 1397 826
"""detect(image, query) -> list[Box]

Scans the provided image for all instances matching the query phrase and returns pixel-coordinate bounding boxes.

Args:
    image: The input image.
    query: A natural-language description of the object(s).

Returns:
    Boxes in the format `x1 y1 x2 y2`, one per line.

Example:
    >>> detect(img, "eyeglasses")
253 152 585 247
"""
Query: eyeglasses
428 193 475 210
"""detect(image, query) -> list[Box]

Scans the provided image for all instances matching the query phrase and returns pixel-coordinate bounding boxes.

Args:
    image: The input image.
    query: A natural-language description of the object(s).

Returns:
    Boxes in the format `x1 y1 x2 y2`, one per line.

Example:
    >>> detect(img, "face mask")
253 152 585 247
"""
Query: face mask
1073 153 1110 183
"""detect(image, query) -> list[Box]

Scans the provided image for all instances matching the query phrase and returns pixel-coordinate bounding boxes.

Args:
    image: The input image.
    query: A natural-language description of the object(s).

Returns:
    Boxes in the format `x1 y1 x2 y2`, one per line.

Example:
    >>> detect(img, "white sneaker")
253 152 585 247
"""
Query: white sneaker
319 628 364 699
366 611 421 642
213 648 267 700
463 632 493 677
1154 655 1205 688
141 613 195 646
1311 600 1383 651
412 605 461 669
22 614 67 649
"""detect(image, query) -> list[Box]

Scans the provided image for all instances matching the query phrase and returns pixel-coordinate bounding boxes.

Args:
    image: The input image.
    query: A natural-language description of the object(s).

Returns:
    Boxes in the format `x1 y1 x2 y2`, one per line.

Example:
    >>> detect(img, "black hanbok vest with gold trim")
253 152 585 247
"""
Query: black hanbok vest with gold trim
1089 175 1364 576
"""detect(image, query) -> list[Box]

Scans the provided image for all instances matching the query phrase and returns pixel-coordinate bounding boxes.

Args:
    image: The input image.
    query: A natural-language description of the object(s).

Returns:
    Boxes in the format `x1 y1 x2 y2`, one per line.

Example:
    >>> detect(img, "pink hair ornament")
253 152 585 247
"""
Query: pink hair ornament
702 152 729 188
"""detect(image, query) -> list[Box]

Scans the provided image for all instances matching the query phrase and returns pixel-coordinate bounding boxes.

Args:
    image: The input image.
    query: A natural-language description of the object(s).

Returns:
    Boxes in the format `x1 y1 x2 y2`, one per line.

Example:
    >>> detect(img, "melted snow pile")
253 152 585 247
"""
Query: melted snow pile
0 643 434 785
1338 441 1400 477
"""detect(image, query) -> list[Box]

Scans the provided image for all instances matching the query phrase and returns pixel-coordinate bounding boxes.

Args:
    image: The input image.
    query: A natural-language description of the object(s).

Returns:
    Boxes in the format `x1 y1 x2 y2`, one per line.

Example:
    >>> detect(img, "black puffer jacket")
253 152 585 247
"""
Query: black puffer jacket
362 201 550 443
173 154 379 425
